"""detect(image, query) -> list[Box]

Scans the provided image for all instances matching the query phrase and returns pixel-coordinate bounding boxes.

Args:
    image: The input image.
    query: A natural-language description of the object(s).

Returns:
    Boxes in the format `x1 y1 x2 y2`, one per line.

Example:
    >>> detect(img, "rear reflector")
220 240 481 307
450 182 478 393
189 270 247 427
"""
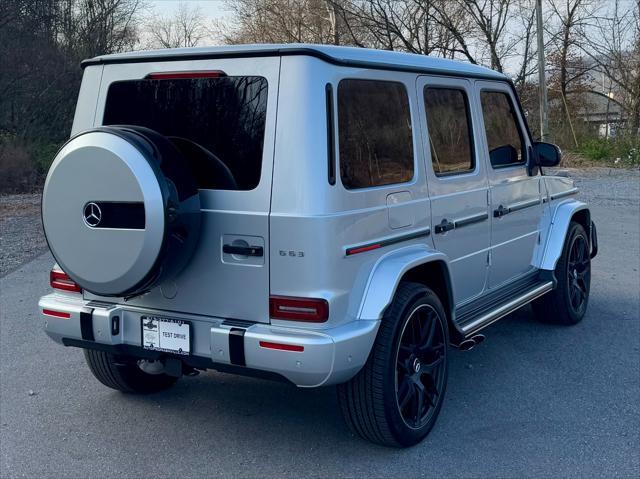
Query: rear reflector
346 243 382 256
43 309 71 319
145 70 227 80
50 270 82 293
259 341 304 352
269 296 329 322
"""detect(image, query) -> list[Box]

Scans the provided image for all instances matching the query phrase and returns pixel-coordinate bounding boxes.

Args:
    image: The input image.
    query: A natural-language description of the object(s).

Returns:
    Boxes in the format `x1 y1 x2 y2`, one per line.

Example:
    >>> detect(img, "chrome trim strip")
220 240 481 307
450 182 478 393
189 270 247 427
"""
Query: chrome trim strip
506 197 541 213
454 212 489 228
345 227 431 256
460 281 554 336
550 188 579 201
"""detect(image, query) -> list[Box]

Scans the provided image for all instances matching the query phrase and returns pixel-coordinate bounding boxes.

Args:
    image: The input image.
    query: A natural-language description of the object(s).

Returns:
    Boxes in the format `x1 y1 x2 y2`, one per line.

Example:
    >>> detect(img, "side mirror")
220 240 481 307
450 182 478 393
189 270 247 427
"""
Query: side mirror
489 144 519 167
532 141 562 167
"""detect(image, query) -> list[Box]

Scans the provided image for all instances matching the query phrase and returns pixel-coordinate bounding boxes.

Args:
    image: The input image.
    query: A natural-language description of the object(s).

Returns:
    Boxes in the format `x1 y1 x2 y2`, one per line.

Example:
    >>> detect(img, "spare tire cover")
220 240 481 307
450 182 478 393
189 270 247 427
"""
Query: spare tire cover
42 126 201 297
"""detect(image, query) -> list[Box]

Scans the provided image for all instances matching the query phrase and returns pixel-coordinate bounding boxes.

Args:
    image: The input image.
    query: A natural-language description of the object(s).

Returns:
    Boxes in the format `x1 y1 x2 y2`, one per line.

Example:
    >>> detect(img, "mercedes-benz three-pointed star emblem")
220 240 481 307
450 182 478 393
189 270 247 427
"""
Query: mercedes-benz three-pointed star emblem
83 202 102 227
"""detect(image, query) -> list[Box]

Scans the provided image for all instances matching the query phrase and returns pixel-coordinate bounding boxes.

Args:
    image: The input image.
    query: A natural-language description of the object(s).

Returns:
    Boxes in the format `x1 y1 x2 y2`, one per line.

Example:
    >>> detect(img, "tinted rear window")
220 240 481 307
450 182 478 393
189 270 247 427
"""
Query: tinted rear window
424 87 475 176
338 79 414 189
103 76 268 190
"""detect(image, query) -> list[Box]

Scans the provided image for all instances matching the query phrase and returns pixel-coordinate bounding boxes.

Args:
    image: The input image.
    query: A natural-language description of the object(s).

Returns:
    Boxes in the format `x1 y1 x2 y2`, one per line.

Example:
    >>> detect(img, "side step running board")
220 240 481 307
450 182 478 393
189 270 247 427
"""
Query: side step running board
460 281 554 337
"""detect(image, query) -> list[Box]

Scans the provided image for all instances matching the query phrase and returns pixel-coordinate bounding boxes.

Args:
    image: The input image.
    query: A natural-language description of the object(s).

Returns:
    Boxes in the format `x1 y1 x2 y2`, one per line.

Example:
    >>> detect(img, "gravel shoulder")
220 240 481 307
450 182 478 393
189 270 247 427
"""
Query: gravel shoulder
551 166 640 207
0 194 47 277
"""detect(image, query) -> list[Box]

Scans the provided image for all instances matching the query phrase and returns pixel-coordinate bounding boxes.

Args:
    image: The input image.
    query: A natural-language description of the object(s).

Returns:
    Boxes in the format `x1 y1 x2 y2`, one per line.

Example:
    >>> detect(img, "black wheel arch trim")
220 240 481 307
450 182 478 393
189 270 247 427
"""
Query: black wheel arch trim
590 220 598 259
395 259 463 346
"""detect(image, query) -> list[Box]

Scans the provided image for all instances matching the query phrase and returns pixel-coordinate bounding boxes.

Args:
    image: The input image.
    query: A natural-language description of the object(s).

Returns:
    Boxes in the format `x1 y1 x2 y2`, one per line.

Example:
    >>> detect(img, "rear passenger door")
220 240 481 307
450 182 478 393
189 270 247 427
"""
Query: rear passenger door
475 81 541 289
417 76 490 306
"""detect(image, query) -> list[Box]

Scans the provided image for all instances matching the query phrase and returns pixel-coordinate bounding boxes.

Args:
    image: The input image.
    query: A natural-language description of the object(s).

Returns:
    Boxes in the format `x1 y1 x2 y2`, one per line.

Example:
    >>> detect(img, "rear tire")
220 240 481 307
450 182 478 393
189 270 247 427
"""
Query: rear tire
337 282 449 447
533 221 591 325
83 350 178 394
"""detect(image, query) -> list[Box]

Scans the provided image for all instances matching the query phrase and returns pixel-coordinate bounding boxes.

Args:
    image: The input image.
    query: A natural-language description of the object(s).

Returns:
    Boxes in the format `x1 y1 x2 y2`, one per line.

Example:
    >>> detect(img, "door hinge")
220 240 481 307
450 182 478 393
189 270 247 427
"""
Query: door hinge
486 250 492 266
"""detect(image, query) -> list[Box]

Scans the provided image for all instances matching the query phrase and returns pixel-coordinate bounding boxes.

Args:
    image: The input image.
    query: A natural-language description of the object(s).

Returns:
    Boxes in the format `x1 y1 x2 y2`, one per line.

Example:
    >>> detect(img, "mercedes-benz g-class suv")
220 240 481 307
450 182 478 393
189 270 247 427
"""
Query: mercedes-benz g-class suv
39 44 597 447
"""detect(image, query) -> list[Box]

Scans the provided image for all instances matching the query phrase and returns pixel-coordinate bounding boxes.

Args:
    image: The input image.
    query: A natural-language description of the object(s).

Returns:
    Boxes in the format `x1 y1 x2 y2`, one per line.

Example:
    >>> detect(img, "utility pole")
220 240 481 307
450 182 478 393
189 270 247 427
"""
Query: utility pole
536 0 549 141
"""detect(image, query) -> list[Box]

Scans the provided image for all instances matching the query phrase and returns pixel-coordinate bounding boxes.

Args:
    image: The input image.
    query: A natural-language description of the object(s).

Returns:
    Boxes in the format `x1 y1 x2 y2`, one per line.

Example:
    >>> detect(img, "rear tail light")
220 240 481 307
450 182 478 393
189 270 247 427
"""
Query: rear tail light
50 269 82 293
269 296 329 322
42 309 71 319
145 70 227 80
259 341 304 352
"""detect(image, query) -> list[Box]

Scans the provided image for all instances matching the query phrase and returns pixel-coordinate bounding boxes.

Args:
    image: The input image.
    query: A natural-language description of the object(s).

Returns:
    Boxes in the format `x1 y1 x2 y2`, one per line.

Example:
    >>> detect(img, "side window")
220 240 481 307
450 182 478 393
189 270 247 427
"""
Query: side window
424 87 474 176
338 79 414 189
480 91 525 168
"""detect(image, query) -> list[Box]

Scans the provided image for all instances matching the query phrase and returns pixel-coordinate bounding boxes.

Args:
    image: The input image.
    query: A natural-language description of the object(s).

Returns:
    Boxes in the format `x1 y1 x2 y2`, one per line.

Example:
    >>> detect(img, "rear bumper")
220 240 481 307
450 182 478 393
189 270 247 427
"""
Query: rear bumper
39 294 379 387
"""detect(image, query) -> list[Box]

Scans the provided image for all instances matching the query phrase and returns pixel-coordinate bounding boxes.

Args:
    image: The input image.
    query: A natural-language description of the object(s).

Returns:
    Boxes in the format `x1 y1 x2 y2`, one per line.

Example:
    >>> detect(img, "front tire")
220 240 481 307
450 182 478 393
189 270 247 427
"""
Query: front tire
533 221 591 325
84 350 178 394
337 282 449 447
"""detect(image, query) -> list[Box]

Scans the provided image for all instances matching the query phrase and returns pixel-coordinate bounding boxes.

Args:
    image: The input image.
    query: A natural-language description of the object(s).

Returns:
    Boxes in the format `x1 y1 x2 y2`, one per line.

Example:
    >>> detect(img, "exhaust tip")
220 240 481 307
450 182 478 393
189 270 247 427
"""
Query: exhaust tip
458 334 486 351
458 339 476 351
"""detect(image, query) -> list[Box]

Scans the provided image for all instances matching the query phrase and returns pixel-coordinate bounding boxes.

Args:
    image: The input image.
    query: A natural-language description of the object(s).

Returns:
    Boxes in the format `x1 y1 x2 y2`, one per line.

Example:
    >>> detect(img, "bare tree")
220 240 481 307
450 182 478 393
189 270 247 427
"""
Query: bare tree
220 0 339 45
0 0 145 192
546 0 599 97
147 1 209 48
580 0 640 134
61 0 142 58
455 0 524 72
329 0 464 56
511 0 538 88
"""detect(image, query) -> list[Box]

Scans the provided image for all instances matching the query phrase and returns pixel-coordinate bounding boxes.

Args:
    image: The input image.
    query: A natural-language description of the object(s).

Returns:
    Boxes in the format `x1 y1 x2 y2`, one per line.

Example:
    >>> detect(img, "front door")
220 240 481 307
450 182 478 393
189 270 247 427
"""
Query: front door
474 81 542 289
417 76 490 306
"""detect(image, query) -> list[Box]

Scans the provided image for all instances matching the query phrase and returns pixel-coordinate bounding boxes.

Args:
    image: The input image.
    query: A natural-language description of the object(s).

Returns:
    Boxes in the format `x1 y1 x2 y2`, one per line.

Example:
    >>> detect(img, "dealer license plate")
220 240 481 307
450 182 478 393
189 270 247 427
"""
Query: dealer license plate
141 316 191 355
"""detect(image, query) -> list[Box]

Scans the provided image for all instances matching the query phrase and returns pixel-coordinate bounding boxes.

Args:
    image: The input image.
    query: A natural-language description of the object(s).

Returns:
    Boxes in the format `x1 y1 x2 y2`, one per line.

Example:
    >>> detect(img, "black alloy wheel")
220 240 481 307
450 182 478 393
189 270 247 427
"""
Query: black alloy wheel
533 221 591 325
566 233 590 315
337 283 449 447
395 304 447 429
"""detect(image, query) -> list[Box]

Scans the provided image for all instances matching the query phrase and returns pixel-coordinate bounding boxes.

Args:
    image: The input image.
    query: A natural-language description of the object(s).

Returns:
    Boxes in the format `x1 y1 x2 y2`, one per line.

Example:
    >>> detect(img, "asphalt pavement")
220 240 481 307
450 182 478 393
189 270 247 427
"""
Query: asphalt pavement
1 174 639 478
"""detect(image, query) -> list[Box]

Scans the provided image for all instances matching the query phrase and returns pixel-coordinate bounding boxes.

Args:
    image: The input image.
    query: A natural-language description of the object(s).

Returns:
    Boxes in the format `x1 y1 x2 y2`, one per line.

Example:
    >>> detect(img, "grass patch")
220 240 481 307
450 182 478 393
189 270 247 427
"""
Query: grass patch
575 137 640 168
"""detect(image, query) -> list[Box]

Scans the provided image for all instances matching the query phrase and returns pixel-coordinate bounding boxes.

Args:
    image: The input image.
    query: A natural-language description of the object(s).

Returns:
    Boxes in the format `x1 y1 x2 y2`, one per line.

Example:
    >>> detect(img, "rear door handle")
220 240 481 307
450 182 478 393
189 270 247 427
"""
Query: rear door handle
223 245 264 257
493 205 510 218
434 219 455 234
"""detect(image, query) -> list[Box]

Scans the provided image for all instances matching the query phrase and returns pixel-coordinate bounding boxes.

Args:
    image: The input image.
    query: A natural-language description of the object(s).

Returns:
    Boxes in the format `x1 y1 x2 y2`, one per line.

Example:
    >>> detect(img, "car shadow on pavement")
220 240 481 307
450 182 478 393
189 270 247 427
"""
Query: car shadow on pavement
75 305 585 455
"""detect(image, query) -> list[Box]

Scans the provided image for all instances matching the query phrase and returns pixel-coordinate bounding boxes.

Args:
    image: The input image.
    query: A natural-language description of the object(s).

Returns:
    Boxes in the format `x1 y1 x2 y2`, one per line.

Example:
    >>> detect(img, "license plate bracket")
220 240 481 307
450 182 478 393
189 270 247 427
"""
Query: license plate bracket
141 316 191 356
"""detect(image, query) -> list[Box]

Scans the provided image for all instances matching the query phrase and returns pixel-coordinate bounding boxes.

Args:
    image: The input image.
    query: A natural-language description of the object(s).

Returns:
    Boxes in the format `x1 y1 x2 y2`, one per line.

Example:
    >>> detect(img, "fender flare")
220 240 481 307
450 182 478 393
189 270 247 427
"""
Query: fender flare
539 199 590 271
357 244 453 321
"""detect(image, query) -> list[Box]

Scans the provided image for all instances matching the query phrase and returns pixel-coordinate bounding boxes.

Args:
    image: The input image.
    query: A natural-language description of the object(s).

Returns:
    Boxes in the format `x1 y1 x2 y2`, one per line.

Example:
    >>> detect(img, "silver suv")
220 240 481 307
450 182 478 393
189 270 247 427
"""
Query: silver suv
39 44 597 447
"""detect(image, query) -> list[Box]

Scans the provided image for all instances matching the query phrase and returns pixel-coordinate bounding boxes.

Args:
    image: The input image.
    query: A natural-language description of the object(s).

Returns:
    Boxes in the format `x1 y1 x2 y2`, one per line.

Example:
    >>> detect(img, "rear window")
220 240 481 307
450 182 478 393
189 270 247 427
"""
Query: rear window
103 76 268 190
338 79 414 189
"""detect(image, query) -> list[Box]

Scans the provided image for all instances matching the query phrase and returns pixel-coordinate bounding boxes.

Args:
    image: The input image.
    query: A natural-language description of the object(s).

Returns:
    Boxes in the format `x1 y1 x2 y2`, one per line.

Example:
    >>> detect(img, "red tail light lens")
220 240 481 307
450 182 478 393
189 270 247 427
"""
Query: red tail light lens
42 309 71 319
259 341 304 352
50 270 82 293
269 296 329 322
145 70 227 80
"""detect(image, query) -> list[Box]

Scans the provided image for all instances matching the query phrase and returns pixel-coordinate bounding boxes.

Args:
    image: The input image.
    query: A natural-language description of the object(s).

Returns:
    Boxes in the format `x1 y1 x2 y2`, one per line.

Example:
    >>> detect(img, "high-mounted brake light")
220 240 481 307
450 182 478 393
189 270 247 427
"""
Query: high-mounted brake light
269 296 329 322
145 70 227 80
50 269 82 293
